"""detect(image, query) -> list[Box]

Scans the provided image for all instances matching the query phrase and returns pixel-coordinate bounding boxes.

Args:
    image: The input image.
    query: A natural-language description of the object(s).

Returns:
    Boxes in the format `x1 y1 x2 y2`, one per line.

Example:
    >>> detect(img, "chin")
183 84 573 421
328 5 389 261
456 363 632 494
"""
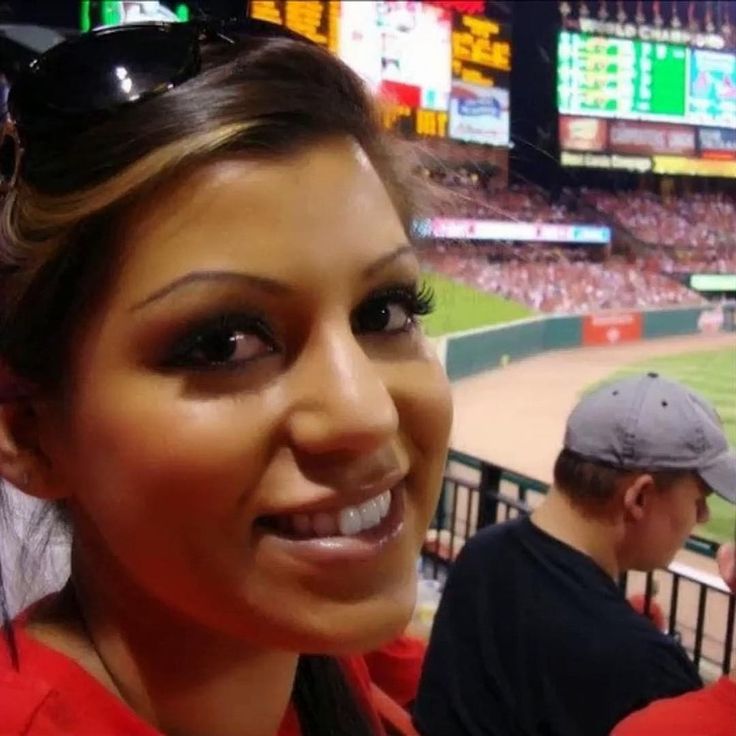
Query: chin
273 585 419 656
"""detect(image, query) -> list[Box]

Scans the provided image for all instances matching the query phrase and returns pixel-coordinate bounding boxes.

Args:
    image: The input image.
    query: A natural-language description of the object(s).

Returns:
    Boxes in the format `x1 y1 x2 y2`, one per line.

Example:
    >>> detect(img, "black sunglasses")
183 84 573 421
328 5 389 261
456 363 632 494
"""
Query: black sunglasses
0 17 311 190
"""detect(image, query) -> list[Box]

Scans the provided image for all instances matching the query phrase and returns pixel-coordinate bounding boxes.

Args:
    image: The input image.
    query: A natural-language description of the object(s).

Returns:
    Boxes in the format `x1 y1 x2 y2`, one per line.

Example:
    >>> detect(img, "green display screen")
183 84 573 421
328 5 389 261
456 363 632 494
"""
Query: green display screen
558 31 687 121
690 274 736 291
80 1 190 32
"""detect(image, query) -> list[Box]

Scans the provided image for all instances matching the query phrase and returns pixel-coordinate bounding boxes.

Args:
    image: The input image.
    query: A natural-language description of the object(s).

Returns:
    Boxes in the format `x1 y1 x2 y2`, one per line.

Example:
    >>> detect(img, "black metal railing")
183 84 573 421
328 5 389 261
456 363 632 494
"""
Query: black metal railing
423 450 735 676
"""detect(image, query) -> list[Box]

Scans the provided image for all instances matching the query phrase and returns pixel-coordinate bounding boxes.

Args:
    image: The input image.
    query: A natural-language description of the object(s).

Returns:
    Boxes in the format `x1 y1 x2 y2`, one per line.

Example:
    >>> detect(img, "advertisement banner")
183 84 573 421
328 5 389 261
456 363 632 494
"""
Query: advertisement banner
449 81 509 145
559 116 608 152
582 313 643 346
413 218 611 244
652 155 736 177
561 151 652 172
697 127 736 159
609 120 696 156
697 307 725 334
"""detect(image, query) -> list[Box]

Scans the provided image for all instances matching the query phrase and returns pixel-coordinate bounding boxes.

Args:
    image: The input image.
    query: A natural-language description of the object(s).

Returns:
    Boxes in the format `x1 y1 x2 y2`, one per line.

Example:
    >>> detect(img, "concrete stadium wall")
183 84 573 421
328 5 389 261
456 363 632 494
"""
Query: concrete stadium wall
442 303 736 381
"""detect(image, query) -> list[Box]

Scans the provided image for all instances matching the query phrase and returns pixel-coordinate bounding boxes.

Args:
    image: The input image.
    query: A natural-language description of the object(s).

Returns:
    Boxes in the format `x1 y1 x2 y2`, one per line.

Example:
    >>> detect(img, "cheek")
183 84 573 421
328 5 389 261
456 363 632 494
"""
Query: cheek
63 378 275 538
393 352 453 524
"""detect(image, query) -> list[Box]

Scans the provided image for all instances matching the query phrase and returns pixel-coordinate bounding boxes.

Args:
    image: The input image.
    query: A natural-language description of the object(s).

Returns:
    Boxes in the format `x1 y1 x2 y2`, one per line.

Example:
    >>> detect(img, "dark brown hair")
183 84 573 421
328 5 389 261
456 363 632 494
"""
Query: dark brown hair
553 448 694 509
0 32 427 736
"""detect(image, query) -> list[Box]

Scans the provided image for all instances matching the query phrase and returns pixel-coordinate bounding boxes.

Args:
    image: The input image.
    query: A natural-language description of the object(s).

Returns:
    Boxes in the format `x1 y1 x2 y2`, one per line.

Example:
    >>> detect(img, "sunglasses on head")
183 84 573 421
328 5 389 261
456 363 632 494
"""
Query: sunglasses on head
0 17 312 191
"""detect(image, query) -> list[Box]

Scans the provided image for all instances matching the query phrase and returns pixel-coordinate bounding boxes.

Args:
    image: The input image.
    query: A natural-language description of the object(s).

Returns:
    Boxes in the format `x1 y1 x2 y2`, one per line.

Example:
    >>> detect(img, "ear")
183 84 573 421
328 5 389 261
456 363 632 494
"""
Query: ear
0 399 67 501
622 474 656 523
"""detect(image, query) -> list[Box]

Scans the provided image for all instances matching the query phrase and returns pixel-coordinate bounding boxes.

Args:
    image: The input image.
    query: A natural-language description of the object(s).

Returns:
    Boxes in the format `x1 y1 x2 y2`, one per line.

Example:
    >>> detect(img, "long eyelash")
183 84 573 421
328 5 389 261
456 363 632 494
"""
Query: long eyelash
413 281 436 316
374 282 436 316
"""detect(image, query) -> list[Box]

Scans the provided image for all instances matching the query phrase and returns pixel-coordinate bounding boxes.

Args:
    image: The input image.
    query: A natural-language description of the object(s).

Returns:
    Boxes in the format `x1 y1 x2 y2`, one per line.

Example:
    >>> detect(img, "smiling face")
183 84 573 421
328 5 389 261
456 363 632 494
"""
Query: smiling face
39 138 452 653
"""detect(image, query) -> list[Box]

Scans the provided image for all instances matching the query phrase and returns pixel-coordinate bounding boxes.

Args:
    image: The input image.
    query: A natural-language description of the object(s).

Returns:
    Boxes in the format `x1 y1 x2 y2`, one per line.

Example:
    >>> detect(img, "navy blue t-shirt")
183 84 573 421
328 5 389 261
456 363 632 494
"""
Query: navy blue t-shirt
414 516 702 736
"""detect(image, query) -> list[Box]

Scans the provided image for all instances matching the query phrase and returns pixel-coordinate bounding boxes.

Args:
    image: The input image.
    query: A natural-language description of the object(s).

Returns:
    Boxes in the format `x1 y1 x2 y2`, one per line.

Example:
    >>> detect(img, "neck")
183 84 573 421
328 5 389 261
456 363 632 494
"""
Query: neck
37 545 298 736
531 487 622 580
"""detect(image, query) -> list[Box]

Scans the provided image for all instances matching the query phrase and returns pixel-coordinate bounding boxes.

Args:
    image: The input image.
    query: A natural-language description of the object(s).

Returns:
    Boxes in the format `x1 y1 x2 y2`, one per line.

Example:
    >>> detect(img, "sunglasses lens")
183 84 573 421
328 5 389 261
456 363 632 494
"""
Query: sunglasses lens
10 24 199 129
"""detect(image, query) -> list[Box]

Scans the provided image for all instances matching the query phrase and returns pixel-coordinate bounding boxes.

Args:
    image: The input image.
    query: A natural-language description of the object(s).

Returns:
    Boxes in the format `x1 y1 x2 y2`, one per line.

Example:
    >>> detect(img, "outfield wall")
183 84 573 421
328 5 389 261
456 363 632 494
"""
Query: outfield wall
439 303 736 381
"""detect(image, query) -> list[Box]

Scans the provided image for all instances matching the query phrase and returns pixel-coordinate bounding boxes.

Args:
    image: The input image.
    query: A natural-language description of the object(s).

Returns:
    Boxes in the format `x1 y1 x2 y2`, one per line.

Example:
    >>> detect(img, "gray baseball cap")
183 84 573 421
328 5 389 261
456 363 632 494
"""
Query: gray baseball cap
564 373 736 503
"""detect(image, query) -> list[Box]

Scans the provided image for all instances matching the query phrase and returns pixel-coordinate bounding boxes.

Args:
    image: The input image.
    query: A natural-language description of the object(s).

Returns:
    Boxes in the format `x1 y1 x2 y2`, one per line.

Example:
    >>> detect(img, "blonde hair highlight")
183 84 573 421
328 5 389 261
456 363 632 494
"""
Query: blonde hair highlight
2 121 255 277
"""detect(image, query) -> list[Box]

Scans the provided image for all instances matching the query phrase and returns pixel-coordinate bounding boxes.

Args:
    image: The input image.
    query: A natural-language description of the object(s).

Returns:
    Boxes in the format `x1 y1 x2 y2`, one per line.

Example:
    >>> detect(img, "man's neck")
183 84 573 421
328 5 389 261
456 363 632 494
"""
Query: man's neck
530 488 621 580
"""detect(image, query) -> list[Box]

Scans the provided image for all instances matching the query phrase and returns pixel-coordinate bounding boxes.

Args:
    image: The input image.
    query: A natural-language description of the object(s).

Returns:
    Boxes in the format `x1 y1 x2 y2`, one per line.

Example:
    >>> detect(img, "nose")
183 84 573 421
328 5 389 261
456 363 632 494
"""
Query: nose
285 323 399 455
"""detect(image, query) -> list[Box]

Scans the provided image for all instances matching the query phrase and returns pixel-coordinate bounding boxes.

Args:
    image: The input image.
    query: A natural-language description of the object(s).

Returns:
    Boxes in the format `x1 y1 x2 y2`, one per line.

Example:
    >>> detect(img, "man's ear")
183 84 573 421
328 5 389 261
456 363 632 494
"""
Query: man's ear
622 473 656 523
0 399 67 500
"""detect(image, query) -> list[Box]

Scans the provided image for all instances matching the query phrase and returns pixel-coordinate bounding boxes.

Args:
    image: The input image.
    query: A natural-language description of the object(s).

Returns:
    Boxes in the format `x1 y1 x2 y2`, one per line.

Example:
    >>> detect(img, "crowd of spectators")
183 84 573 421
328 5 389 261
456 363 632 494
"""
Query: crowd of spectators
583 189 736 267
421 243 706 314
421 170 577 223
413 141 736 308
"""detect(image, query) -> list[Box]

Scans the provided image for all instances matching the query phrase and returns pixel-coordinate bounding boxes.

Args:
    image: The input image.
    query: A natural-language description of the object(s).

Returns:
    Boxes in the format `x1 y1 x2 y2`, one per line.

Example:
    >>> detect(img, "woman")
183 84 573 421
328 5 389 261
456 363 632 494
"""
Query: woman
0 18 452 736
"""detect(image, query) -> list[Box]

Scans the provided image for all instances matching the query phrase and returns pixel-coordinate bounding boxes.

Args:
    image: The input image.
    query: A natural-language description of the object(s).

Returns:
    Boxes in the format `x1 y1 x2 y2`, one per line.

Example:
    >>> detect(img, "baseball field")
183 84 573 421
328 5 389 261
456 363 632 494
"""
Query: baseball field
421 272 533 336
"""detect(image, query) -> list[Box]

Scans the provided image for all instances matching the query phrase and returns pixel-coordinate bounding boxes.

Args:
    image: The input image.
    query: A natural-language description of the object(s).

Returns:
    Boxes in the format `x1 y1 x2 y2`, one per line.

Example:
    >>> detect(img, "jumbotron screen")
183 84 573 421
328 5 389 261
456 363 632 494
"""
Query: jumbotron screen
558 30 736 177
250 1 511 146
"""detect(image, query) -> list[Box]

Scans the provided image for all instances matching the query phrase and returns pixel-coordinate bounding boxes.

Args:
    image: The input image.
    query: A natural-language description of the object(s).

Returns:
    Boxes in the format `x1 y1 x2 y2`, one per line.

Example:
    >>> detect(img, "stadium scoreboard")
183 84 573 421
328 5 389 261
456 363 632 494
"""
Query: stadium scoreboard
558 32 686 122
559 30 736 128
250 1 338 51
558 29 736 177
249 1 511 147
451 14 511 87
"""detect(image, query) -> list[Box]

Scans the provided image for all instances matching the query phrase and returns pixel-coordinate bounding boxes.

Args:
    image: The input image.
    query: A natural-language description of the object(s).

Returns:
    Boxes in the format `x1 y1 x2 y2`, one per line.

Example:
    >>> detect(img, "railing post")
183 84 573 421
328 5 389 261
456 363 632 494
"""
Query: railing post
722 594 735 675
477 462 502 529
692 586 708 669
668 575 680 638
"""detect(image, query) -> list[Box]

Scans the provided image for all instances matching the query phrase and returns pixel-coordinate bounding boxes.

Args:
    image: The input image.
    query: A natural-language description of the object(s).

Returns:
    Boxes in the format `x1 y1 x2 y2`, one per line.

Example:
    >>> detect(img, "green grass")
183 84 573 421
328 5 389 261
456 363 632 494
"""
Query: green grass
590 348 736 543
421 271 533 337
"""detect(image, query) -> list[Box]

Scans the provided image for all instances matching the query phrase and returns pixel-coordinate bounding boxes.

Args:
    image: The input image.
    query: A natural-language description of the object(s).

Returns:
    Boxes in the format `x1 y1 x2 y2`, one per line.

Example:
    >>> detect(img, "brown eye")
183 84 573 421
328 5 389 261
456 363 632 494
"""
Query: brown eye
165 314 277 370
353 284 435 335
354 298 414 334
188 330 271 366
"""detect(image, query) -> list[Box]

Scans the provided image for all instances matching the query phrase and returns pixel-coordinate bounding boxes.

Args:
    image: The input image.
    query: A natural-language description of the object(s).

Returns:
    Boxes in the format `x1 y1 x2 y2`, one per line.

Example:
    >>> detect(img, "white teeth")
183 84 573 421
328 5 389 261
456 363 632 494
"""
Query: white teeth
312 512 337 537
293 514 312 537
377 491 391 518
280 489 394 539
359 499 381 529
338 506 362 536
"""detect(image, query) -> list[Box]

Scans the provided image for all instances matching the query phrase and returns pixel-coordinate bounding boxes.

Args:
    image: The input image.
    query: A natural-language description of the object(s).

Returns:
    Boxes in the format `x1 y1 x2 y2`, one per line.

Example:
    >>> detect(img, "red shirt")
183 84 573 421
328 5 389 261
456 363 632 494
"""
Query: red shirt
611 676 736 736
0 620 425 735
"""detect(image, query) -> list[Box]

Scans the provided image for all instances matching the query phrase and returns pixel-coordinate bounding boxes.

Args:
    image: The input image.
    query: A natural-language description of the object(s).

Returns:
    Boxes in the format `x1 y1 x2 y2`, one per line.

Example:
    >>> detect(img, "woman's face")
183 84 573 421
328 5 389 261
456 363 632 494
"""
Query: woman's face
44 138 452 653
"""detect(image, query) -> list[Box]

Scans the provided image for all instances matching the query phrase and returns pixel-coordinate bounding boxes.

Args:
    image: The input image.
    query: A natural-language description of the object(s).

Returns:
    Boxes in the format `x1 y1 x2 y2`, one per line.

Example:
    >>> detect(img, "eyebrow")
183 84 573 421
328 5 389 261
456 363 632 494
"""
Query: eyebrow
129 244 416 312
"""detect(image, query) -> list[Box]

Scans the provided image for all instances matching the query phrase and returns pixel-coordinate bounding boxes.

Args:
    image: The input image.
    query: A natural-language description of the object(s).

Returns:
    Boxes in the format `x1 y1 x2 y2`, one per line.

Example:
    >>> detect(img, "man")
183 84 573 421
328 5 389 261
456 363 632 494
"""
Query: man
414 373 736 736
612 540 736 736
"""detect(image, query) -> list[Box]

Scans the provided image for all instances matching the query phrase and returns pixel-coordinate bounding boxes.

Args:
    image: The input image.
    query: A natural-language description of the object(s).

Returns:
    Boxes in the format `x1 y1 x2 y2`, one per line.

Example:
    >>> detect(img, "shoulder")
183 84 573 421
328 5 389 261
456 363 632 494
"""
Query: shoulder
0 623 161 736
639 630 701 685
452 518 526 570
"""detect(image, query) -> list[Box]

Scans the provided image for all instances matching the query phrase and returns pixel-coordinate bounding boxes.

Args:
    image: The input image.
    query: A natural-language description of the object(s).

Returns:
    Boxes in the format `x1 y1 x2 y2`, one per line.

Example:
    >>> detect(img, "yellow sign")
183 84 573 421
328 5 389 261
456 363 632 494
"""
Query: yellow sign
652 155 736 177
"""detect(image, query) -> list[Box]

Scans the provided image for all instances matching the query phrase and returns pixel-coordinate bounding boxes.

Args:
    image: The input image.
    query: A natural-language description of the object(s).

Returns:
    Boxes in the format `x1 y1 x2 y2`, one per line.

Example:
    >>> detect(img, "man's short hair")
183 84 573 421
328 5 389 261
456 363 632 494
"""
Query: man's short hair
552 448 695 508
